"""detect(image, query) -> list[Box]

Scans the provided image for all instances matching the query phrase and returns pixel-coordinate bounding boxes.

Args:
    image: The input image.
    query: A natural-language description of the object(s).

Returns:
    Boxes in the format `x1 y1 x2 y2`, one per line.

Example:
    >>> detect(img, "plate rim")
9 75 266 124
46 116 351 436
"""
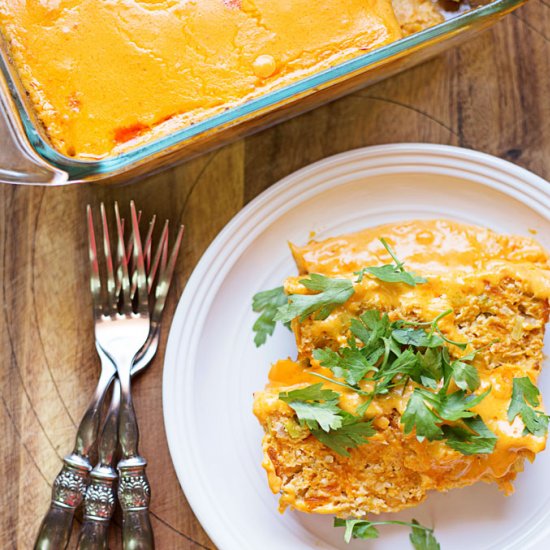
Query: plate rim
163 143 550 550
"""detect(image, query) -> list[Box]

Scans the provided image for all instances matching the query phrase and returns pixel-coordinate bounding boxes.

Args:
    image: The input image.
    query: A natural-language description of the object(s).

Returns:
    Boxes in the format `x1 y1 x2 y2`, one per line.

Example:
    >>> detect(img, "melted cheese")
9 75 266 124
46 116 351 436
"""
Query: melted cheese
263 358 544 491
0 0 402 158
290 219 550 276
254 219 550 516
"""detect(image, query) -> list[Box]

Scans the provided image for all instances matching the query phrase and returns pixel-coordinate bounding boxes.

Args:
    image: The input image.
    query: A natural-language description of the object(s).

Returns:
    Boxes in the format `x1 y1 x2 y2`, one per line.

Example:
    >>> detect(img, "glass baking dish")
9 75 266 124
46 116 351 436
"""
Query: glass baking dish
0 0 526 186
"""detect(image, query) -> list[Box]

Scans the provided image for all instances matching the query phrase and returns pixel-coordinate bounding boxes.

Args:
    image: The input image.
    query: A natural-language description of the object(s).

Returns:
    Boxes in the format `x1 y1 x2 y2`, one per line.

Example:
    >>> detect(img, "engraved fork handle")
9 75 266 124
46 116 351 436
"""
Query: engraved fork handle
117 358 154 550
77 378 120 550
34 365 116 550
119 460 154 550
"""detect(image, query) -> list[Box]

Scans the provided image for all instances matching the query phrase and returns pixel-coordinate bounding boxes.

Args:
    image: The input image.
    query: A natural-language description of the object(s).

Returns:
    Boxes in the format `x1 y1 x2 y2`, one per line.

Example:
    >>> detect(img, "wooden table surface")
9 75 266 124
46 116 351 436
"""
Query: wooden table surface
1 2 548 548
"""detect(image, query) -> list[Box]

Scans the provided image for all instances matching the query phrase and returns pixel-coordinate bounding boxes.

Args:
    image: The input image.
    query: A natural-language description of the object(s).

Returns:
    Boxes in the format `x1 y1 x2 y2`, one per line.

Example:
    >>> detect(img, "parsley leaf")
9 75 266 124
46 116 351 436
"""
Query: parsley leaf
334 517 439 549
251 286 289 347
508 377 549 436
436 388 490 421
442 416 497 455
286 401 342 432
410 520 441 550
350 310 391 354
313 347 374 386
312 414 375 457
377 348 420 386
451 360 480 391
416 348 443 388
280 383 340 403
402 390 444 441
333 518 379 543
274 274 354 323
520 406 549 436
392 327 444 348
355 238 428 287
402 385 493 450
279 384 342 432
356 309 391 333
279 384 375 455
356 264 425 286
508 376 542 417
395 309 468 351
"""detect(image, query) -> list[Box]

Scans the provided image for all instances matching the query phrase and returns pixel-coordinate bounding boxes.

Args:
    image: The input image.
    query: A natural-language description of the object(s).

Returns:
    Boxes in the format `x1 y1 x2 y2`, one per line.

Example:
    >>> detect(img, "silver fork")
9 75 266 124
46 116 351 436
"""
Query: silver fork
34 204 140 550
77 216 183 550
34 204 183 550
88 201 155 549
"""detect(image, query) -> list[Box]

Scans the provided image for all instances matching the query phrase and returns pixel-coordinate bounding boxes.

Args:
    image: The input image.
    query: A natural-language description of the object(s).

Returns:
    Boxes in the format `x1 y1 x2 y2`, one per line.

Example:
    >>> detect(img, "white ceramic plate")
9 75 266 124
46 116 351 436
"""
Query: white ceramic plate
163 144 550 550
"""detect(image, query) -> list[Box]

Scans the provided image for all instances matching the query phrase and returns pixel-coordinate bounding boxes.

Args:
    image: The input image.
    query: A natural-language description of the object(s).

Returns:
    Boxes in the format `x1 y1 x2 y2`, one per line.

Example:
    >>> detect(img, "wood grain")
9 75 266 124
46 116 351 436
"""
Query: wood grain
1 1 549 547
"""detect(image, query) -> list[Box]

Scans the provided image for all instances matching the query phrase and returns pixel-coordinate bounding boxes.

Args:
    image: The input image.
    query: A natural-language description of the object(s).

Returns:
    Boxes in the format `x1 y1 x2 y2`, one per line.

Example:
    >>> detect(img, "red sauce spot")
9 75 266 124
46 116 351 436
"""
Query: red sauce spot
223 0 241 8
114 122 149 143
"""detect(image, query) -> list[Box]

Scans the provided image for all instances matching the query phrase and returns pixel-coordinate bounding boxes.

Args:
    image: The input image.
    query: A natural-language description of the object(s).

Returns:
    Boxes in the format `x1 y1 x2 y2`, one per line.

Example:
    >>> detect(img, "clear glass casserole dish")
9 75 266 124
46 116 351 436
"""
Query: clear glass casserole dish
0 0 526 186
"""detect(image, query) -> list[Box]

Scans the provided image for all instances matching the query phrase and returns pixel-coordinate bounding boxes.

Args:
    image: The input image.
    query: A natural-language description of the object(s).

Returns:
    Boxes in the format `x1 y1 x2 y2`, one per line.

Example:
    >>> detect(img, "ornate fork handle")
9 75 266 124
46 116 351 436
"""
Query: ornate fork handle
119 457 154 549
77 376 120 550
33 456 91 550
117 363 154 550
79 456 154 550
77 467 117 550
77 332 162 550
34 367 115 550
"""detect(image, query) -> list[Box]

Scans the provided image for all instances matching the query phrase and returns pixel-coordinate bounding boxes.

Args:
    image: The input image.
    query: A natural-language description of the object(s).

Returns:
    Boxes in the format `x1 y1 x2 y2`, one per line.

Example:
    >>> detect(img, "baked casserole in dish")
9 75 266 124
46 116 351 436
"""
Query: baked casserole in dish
0 0 528 183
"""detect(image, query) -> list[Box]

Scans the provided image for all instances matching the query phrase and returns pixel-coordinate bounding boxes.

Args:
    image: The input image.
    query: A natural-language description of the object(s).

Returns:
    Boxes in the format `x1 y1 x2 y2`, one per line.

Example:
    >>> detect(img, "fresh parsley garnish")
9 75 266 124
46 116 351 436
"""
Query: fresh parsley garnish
313 346 374 386
435 388 490 421
395 309 468 350
312 413 376 457
354 238 428 287
507 377 549 436
450 359 480 391
416 348 443 388
274 273 354 323
334 518 378 542
252 274 356 346
279 383 375 456
334 517 439 549
392 328 444 348
251 286 289 347
254 243 499 455
310 309 495 454
402 387 495 453
442 416 498 455
279 384 343 432
401 390 444 441
410 520 441 550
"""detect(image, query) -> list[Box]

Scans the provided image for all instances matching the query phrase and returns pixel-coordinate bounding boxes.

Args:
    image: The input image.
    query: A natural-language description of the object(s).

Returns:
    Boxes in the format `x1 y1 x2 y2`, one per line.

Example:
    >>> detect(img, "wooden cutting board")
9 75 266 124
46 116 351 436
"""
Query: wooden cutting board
1 2 549 548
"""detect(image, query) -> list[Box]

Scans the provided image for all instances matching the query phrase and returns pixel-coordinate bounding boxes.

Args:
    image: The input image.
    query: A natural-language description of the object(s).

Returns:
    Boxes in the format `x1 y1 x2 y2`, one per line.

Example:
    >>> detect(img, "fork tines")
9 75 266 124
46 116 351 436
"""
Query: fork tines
87 201 184 313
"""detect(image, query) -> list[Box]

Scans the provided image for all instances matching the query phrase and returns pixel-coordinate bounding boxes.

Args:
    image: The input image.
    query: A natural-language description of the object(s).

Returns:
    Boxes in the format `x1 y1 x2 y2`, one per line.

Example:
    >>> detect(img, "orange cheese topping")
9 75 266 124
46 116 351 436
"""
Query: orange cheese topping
260 358 544 495
0 0 402 158
290 219 550 277
254 220 550 516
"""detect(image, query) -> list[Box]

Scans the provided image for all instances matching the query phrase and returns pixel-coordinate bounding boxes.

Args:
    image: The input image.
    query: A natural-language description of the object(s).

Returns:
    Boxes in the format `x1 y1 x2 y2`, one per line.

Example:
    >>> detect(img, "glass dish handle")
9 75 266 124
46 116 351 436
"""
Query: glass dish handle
0 77 68 185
